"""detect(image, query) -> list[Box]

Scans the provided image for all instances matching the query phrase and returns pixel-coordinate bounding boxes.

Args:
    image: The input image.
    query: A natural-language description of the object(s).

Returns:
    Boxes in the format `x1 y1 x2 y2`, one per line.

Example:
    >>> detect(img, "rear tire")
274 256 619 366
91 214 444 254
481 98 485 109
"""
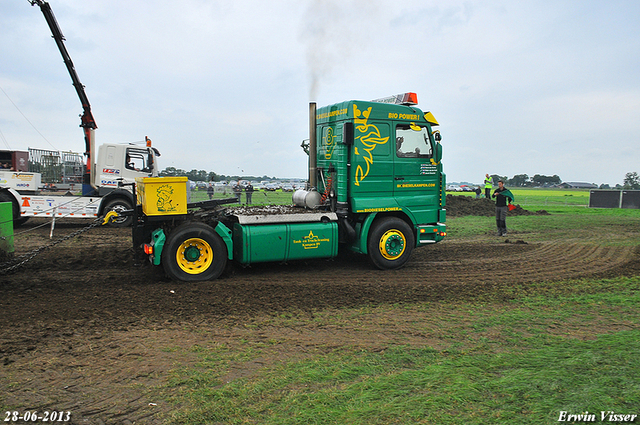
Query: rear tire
367 217 415 270
103 198 133 227
162 222 227 282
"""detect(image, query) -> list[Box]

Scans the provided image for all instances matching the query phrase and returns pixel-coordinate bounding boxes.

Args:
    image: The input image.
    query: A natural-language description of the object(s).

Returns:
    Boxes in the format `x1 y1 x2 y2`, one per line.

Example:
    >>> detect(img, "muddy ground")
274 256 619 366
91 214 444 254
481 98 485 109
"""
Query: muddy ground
1 197 639 424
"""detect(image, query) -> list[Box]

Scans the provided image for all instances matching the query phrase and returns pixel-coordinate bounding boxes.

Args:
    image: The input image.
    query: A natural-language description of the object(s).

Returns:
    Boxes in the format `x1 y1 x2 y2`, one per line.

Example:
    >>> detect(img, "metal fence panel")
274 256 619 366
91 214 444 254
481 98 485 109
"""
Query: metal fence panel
589 190 640 209
621 191 640 209
589 190 621 208
28 148 83 184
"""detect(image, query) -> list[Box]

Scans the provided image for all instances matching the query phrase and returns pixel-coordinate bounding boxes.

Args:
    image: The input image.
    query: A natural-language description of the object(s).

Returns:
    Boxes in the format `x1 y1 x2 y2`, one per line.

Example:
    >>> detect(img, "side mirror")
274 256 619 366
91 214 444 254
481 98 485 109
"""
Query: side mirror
433 130 441 142
342 122 354 145
434 141 442 163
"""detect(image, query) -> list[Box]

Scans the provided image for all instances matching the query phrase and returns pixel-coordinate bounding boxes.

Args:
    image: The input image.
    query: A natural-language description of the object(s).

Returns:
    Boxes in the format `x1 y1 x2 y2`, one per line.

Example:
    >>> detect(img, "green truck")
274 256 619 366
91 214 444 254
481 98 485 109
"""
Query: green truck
132 93 446 282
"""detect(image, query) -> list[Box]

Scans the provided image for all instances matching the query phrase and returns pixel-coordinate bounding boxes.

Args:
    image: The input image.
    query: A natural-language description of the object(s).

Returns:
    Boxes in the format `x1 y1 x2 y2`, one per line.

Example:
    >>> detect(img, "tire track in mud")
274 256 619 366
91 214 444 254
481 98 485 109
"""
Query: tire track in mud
3 239 636 293
8 219 634 288
259 240 635 289
2 220 638 328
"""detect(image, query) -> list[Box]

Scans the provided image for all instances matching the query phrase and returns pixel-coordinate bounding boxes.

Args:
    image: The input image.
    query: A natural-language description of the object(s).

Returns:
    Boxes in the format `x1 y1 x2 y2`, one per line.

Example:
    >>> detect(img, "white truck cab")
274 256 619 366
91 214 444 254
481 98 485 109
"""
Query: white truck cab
96 144 159 195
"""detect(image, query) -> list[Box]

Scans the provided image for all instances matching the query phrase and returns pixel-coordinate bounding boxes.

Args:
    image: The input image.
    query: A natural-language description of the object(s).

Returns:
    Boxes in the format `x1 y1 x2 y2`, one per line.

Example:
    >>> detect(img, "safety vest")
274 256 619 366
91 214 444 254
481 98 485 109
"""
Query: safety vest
484 177 492 188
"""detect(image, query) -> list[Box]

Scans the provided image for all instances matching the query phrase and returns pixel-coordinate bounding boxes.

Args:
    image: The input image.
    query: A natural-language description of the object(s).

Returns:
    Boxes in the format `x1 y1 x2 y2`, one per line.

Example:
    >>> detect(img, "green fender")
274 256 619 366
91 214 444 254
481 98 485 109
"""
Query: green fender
352 213 378 255
149 228 166 266
214 221 234 260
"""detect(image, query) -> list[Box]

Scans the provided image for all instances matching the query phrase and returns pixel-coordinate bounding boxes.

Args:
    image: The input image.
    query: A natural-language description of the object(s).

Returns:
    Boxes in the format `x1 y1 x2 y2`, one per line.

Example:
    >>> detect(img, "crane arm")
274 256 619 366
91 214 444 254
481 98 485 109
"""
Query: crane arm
30 0 97 132
31 0 98 194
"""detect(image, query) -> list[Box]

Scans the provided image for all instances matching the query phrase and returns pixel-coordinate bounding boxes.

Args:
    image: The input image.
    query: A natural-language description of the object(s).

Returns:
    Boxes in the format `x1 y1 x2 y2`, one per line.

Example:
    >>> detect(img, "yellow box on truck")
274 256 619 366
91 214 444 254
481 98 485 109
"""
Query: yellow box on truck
136 177 188 216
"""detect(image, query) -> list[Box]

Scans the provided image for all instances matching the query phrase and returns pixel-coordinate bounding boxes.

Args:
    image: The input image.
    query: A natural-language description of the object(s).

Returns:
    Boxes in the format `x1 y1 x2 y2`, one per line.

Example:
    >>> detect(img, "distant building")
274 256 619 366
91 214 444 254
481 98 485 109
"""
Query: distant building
556 182 598 189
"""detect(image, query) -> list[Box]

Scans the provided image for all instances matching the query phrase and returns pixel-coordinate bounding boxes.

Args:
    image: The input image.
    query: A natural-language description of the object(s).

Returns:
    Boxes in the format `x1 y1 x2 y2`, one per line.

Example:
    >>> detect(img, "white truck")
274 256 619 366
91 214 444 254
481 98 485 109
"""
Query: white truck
0 142 160 226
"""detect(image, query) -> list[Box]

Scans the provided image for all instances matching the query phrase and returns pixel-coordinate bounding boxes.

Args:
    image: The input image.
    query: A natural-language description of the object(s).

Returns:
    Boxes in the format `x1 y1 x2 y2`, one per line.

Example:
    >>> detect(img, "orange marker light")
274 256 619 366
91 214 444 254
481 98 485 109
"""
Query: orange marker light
405 92 418 105
144 244 154 255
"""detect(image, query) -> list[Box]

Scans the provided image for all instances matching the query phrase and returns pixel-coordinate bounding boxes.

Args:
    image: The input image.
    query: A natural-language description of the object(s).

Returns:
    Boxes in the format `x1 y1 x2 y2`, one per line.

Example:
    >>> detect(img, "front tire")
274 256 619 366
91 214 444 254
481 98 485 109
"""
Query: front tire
367 217 415 270
162 222 227 282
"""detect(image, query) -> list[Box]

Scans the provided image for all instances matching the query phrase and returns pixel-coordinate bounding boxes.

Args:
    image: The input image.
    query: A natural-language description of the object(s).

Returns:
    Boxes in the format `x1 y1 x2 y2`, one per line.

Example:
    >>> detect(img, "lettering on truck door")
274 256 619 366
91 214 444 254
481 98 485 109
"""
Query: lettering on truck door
393 123 439 223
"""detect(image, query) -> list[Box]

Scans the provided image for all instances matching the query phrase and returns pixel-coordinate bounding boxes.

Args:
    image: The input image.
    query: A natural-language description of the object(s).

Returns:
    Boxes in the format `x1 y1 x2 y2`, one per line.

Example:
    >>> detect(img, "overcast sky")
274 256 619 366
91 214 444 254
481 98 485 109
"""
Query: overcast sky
1 0 639 185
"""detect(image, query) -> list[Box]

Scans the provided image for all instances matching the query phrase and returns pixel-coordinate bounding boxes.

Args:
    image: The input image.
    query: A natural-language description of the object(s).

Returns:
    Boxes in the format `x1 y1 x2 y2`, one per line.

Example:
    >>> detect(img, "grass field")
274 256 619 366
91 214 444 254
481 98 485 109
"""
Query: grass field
166 304 640 424
158 198 640 424
191 186 634 217
189 187 294 206
191 187 594 210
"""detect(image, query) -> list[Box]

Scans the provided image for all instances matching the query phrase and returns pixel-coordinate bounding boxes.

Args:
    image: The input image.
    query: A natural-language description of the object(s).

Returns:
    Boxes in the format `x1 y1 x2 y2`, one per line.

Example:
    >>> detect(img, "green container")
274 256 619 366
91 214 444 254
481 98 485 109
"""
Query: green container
233 221 339 265
0 202 15 256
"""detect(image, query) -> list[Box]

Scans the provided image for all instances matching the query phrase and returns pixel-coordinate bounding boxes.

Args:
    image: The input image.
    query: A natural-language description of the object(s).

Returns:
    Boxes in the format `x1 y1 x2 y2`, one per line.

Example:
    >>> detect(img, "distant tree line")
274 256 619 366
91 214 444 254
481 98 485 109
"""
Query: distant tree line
158 167 275 182
159 167 640 189
488 174 562 187
486 172 640 189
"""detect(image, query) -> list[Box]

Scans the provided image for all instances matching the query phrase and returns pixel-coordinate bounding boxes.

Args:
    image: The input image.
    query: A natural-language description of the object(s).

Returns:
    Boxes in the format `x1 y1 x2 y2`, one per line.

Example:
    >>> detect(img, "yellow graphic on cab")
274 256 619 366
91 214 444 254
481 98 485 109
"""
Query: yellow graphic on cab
353 104 389 186
323 127 336 160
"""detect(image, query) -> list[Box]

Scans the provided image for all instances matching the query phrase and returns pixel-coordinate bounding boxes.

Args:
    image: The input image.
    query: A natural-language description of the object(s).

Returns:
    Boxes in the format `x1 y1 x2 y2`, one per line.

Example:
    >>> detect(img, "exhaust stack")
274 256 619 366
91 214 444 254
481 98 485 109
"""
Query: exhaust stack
308 102 317 188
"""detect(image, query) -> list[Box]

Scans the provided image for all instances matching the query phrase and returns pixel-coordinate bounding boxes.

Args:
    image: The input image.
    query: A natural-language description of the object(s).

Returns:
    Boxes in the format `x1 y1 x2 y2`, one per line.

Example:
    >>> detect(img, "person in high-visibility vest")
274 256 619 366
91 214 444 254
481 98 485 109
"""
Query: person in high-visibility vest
484 174 493 199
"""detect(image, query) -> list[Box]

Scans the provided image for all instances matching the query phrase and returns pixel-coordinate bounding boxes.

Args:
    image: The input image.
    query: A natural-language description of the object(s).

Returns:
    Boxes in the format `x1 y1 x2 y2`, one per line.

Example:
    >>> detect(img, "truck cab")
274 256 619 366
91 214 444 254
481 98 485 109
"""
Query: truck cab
314 93 446 265
95 143 159 195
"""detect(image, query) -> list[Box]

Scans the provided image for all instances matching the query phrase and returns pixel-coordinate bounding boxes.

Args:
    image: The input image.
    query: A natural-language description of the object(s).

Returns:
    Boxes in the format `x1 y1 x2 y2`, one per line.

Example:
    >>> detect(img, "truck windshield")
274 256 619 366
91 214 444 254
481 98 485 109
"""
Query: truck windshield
395 124 433 158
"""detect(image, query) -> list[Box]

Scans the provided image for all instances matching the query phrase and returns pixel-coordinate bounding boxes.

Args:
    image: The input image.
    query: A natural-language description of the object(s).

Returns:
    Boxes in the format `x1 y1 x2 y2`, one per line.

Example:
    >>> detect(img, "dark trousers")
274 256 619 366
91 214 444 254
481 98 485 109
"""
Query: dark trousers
485 188 491 199
495 206 508 235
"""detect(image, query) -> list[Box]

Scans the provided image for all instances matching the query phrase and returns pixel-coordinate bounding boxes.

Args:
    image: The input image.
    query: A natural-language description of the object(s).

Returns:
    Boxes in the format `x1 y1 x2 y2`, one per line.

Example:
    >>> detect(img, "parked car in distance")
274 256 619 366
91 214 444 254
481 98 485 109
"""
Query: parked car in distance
292 182 306 190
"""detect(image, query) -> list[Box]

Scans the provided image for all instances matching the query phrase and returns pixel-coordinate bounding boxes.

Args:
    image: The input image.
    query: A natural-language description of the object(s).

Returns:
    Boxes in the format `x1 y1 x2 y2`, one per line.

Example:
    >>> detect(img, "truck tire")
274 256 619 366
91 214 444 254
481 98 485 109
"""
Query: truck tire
0 191 28 227
103 198 133 227
367 217 415 270
162 222 227 282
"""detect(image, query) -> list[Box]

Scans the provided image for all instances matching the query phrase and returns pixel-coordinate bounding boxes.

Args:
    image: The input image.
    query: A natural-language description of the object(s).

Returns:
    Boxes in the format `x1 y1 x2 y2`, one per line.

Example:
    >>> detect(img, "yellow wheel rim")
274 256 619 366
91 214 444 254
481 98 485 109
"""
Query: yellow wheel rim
176 237 213 275
379 229 406 260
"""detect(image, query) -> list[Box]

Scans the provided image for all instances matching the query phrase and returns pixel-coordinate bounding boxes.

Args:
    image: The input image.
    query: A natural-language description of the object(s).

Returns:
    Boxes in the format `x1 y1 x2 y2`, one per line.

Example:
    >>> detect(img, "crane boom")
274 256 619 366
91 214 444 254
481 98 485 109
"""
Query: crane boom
31 0 98 194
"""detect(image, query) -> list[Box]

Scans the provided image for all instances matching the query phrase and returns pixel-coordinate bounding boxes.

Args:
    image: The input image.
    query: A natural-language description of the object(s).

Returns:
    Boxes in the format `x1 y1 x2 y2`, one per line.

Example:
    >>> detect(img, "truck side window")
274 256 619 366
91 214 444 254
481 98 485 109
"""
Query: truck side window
396 124 433 158
125 148 148 172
